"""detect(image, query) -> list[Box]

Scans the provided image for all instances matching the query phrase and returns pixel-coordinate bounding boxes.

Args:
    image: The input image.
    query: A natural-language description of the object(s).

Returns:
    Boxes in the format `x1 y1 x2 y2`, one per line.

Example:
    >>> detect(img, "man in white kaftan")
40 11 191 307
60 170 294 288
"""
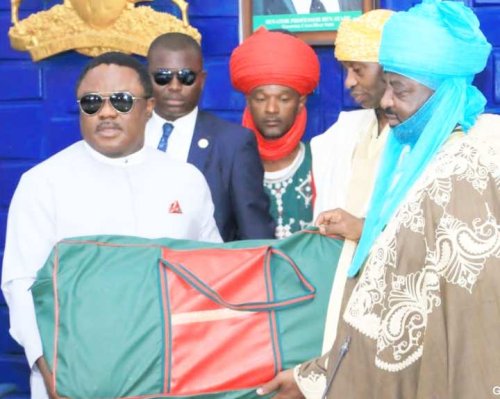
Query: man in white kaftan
1 52 221 399
310 10 392 352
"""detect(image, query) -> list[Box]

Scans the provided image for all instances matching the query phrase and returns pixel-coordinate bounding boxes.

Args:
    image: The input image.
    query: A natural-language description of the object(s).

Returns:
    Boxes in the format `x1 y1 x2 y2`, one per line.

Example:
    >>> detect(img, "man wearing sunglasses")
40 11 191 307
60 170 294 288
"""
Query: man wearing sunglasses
146 33 275 242
2 52 222 399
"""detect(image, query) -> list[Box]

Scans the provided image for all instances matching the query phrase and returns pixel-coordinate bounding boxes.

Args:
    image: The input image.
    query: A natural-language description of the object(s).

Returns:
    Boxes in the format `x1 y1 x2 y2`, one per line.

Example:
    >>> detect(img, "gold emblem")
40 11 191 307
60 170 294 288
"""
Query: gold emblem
68 0 129 29
9 0 200 61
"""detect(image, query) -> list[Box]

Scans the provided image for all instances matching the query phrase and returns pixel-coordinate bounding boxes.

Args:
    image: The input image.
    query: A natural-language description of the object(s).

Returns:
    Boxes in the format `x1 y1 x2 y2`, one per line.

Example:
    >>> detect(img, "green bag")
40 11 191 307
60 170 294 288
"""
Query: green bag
33 230 343 399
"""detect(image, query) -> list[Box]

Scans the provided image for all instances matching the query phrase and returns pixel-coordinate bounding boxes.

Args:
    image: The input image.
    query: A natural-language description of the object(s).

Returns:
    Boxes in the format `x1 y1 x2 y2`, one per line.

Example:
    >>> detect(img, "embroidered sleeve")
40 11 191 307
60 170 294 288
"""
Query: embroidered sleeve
294 353 329 399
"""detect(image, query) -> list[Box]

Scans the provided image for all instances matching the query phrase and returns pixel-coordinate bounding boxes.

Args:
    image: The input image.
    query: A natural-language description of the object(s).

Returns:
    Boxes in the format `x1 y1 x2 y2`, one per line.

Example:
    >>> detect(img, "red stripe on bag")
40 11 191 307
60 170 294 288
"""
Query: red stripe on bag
158 261 171 394
161 247 278 394
52 246 60 392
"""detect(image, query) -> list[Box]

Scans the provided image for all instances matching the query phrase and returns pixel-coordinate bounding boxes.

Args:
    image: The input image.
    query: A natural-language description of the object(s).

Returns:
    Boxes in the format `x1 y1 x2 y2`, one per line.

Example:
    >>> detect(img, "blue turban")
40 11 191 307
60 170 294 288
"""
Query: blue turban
349 0 492 277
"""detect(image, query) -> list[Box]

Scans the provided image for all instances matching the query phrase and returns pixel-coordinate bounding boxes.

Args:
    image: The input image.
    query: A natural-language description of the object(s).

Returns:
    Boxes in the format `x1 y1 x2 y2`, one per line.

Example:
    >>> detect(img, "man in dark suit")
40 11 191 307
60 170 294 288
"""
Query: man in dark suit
146 33 275 242
253 0 362 14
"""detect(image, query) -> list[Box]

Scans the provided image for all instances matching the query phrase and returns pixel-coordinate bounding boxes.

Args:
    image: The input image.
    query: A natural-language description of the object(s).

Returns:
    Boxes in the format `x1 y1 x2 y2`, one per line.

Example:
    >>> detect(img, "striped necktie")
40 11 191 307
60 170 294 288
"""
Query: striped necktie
158 122 173 152
310 0 326 12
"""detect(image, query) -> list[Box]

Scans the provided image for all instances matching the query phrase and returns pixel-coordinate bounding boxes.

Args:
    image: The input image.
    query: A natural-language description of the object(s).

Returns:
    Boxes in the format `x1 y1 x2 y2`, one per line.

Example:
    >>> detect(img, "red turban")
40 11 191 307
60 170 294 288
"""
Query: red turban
230 28 320 161
230 27 320 95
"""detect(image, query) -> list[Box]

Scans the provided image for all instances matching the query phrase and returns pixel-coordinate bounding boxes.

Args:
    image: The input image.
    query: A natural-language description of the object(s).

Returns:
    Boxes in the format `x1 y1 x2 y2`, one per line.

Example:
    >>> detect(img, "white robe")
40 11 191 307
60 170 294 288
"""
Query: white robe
311 109 389 353
1 141 222 399
311 109 379 219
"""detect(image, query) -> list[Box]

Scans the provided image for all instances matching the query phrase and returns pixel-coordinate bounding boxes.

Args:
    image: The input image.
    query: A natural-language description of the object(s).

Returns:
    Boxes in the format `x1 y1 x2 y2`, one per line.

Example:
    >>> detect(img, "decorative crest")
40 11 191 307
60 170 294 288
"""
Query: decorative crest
9 0 200 61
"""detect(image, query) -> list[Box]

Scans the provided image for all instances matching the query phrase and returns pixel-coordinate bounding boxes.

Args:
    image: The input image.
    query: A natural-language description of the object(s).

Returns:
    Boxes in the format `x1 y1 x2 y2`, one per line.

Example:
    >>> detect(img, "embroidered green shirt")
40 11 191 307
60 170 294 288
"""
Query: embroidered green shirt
264 142 313 239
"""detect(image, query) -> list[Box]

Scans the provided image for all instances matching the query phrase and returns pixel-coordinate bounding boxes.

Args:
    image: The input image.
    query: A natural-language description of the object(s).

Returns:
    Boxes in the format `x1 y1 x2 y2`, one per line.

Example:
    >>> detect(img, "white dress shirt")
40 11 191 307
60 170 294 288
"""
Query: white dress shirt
1 141 221 399
145 107 198 162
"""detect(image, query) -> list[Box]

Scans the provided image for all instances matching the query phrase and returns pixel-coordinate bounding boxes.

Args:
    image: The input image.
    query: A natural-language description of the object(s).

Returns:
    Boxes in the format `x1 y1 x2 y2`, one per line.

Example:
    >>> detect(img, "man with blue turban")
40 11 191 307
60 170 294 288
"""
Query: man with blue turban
258 1 500 398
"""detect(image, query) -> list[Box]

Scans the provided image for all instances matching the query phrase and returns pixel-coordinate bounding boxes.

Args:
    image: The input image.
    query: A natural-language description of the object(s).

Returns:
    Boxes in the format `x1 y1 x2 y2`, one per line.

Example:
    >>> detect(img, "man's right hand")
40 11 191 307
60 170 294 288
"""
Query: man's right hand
36 357 70 399
256 369 305 399
315 208 364 241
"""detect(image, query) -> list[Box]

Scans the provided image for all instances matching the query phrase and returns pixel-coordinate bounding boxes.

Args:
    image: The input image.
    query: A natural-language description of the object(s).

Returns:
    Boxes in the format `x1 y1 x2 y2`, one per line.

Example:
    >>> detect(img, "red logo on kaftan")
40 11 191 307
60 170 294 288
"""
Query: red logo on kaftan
169 200 183 214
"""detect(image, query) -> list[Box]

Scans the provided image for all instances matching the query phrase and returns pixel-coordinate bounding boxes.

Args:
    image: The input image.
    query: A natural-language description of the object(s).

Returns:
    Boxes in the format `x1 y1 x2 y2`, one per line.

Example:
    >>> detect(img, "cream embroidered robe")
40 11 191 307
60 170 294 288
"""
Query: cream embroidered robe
296 114 500 399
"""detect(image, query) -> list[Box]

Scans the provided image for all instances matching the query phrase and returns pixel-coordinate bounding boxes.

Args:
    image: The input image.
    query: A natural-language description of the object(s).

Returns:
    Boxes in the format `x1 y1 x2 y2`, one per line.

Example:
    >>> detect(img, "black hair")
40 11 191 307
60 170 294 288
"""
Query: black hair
76 52 153 97
147 33 202 65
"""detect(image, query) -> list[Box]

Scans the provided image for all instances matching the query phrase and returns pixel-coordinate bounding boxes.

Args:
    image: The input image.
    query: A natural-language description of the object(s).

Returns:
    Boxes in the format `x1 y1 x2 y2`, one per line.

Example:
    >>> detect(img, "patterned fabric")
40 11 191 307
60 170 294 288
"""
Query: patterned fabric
296 114 500 399
264 143 313 239
334 9 393 63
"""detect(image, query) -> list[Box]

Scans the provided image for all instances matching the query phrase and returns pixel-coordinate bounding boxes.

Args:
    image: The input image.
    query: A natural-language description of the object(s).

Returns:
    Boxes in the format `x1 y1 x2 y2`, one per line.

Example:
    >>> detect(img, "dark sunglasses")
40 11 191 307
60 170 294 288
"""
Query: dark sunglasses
77 92 148 115
152 68 199 86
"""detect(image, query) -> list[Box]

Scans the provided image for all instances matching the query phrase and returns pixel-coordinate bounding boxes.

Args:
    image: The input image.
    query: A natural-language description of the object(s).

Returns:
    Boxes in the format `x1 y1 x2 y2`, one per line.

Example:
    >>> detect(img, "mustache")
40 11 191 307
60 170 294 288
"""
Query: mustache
96 122 122 131
383 107 397 116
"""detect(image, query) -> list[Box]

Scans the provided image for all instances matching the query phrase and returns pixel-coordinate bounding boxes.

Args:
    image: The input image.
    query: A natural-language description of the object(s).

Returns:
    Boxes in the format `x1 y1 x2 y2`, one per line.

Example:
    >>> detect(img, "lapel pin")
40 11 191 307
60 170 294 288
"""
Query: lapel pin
198 138 209 149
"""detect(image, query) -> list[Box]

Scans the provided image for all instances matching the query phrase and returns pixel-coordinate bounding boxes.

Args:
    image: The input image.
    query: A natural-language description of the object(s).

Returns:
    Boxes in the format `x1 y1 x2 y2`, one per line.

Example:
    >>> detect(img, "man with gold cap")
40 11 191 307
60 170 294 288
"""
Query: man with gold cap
230 28 320 239
310 9 392 354
312 9 391 221
258 1 500 398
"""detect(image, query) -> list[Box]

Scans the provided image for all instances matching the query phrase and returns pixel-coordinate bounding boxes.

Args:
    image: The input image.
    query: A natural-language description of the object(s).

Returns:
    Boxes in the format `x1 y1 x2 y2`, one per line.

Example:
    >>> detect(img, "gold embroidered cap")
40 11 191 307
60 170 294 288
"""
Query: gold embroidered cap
334 9 394 63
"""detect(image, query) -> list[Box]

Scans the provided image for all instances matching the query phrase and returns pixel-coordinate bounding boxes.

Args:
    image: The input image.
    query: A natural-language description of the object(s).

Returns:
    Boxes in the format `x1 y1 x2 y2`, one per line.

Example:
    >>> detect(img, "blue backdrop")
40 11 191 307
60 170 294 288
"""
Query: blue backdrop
0 0 499 396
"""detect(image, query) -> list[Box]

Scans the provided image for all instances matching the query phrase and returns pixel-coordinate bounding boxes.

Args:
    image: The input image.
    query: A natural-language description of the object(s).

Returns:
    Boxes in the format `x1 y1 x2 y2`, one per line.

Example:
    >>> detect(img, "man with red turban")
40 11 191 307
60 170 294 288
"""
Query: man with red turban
230 28 320 238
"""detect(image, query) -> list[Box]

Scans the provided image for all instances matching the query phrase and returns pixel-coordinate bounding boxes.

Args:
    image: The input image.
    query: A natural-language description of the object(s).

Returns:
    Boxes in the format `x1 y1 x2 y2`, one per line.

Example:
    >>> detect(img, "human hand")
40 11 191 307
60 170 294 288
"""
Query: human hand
256 369 305 399
315 208 364 241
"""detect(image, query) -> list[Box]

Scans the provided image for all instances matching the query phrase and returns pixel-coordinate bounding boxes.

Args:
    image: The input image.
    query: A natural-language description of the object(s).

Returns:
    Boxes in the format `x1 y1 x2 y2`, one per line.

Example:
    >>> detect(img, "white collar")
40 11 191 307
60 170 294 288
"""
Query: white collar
264 142 306 182
147 107 198 162
151 106 198 128
83 141 146 166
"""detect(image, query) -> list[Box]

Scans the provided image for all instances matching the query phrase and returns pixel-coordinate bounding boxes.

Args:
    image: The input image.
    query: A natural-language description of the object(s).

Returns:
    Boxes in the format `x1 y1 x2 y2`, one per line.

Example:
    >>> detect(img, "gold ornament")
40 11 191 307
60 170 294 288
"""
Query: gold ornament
9 0 200 61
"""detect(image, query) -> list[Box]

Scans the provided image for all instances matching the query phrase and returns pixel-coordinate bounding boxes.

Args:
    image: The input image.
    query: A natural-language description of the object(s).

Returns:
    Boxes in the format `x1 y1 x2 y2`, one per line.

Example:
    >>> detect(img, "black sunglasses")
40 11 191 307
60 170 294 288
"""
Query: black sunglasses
152 68 199 86
77 92 148 115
